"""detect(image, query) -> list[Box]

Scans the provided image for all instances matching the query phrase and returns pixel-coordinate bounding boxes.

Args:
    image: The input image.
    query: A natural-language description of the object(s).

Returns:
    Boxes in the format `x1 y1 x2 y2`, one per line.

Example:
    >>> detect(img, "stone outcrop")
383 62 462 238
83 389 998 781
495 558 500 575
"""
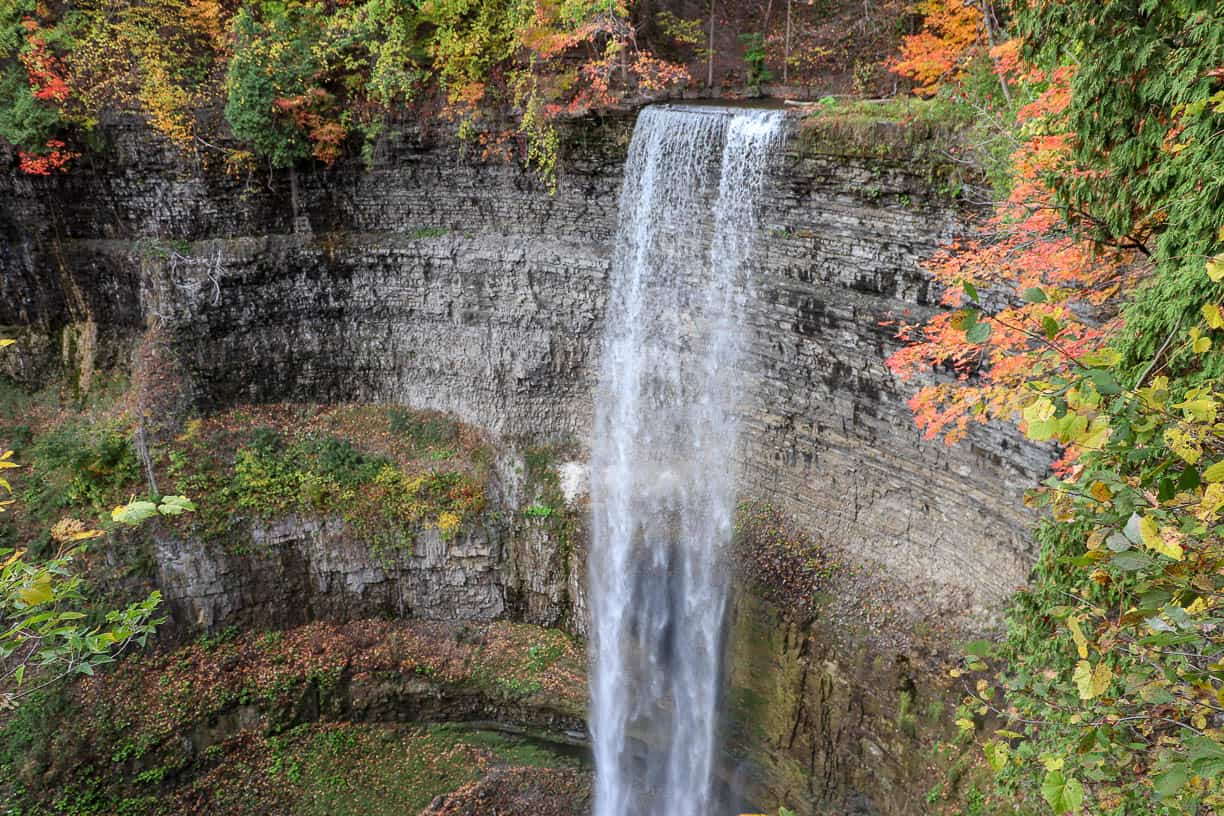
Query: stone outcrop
726 588 957 816
0 109 1047 623
0 107 1050 815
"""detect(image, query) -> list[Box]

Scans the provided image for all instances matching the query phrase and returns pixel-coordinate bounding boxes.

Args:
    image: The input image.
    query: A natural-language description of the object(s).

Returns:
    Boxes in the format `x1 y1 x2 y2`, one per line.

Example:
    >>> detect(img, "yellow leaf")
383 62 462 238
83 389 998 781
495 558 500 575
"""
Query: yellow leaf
1068 616 1089 659
1080 416 1110 450
1165 427 1202 464
1200 483 1224 521
18 575 53 606
1024 398 1056 423
1140 515 1184 561
1089 482 1112 503
1204 303 1224 329
1074 660 1113 700
1194 336 1213 353
1086 529 1106 550
0 339 13 348
1092 661 1113 696
1204 460 1224 483
1175 396 1214 420
1210 254 1224 283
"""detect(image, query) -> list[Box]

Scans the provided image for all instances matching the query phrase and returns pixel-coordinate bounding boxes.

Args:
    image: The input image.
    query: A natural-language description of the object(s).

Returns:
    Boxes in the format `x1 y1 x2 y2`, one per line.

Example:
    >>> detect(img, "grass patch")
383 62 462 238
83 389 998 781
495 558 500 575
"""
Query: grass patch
159 405 488 551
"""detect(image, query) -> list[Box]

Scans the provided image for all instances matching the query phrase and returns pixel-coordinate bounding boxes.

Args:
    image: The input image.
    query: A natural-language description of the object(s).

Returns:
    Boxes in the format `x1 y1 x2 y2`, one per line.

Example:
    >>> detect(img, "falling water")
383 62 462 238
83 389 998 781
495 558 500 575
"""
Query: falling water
589 105 786 816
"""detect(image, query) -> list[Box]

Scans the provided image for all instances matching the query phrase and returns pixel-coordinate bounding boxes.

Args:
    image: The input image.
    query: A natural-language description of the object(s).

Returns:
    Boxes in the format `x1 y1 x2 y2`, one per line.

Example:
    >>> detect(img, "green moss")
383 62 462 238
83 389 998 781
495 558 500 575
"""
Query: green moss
796 96 977 187
2 620 588 814
161 406 487 553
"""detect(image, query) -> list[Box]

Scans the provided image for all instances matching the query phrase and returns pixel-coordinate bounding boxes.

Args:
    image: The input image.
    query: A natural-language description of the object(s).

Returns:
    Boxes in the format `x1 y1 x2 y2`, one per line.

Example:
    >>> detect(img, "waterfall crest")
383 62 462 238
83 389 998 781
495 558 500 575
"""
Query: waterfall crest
589 105 785 816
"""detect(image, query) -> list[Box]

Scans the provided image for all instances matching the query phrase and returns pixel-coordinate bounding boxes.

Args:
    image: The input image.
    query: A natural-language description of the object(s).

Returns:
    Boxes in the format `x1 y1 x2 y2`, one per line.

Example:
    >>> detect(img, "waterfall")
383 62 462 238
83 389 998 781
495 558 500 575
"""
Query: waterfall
589 105 786 816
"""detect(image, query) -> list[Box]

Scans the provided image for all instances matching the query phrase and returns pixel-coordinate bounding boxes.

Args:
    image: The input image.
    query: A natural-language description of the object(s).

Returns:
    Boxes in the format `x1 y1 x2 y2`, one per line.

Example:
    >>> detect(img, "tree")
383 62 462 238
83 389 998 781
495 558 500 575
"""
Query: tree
887 2 1224 811
888 0 985 95
0 341 195 709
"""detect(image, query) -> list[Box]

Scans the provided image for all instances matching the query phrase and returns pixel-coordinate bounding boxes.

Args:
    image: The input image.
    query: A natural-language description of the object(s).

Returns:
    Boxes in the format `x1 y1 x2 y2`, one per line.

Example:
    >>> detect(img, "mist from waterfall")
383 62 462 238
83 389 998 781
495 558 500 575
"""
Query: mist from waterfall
589 105 785 816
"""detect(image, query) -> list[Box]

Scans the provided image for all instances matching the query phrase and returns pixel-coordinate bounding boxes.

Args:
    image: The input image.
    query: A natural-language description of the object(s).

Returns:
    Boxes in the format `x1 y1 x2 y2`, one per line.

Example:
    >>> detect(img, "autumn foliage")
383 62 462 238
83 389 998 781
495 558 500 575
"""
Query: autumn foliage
886 64 1136 452
888 1 1224 812
889 0 985 95
0 0 690 181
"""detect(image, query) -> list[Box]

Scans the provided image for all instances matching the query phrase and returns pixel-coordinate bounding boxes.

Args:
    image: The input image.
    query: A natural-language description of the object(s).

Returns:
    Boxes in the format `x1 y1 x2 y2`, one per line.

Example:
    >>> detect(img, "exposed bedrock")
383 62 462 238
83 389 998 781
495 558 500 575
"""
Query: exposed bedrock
1 108 1049 815
0 109 1047 623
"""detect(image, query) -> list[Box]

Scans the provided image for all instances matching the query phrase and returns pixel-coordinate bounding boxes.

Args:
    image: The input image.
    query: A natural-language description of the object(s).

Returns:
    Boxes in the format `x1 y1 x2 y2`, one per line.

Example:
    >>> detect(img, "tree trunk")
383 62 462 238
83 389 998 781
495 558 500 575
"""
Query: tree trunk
783 0 791 84
979 0 1012 104
707 0 716 88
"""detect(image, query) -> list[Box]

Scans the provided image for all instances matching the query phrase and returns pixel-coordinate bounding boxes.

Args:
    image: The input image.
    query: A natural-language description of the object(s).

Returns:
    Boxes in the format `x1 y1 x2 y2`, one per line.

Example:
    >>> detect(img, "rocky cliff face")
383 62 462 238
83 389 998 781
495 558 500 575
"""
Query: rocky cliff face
0 109 1046 624
0 107 1047 815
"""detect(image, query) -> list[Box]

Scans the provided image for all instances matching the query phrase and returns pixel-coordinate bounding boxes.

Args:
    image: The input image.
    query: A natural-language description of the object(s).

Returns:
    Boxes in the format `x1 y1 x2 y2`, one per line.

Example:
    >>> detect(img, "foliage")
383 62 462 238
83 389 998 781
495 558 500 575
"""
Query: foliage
738 32 773 87
161 407 488 550
0 0 688 184
0 0 227 169
888 0 986 96
224 3 332 168
888 1 1224 813
1010 0 1224 384
950 352 1224 812
0 448 191 709
0 6 72 166
22 422 142 521
0 342 196 710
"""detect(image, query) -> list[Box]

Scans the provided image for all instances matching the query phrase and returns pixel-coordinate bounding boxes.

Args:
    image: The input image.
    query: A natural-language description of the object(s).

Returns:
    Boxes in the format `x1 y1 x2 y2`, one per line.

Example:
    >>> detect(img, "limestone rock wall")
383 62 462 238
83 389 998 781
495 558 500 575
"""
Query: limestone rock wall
0 110 1045 625
726 589 959 816
0 108 1051 816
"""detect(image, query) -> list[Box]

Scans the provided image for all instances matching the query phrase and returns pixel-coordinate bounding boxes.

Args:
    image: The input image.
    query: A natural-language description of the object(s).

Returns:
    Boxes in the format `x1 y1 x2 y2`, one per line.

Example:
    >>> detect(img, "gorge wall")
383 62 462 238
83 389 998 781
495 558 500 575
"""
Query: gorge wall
1 107 1047 622
0 105 1050 814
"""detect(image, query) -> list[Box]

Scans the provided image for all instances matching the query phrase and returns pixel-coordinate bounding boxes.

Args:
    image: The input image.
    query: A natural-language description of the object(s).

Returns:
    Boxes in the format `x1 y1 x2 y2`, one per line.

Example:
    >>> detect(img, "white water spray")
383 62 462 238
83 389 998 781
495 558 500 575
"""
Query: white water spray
589 105 786 816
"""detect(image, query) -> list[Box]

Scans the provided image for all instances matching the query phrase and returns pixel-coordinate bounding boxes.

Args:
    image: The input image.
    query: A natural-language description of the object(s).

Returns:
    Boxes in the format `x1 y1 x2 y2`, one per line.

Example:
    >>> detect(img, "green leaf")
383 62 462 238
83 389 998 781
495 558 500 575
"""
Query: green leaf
1022 286 1047 303
965 639 994 658
1111 551 1154 571
962 280 979 302
1154 765 1187 799
1085 368 1122 395
18 574 54 606
1042 316 1061 339
965 321 992 344
112 500 159 525
1041 770 1084 814
984 740 1009 773
1178 466 1201 490
157 495 197 516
